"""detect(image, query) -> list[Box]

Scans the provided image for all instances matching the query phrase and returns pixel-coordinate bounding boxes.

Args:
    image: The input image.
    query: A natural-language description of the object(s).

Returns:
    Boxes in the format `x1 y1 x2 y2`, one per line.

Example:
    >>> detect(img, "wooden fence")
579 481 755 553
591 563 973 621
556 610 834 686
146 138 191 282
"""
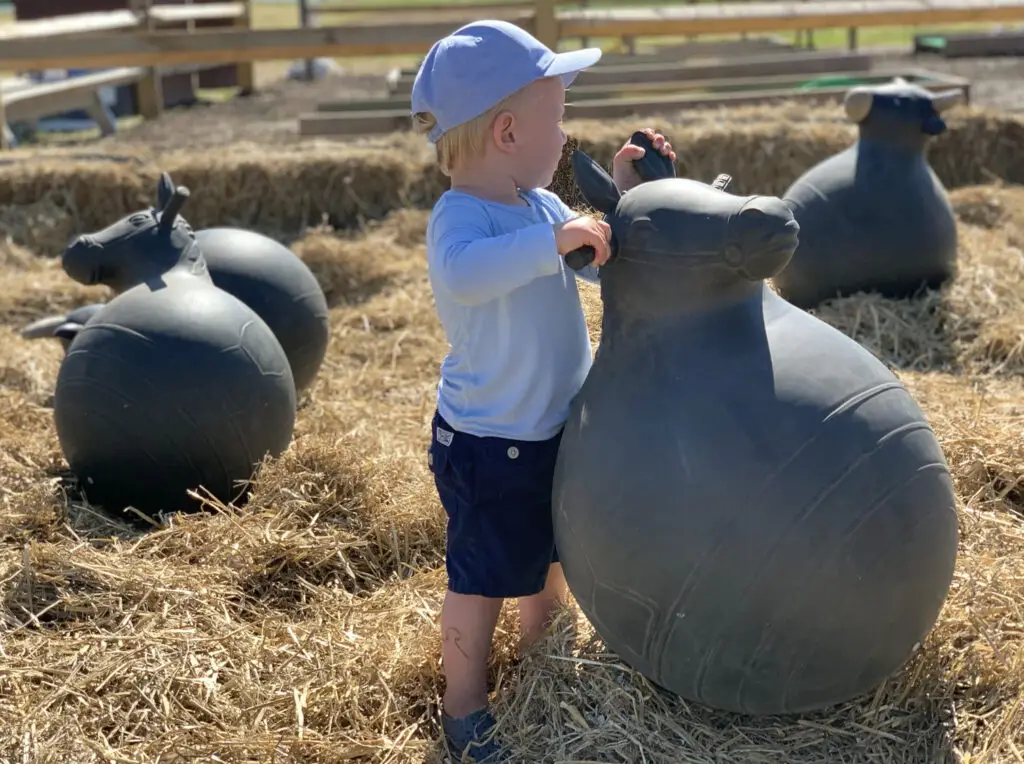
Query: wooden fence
2 0 1023 71
299 0 1024 53
0 3 255 149
0 0 1015 148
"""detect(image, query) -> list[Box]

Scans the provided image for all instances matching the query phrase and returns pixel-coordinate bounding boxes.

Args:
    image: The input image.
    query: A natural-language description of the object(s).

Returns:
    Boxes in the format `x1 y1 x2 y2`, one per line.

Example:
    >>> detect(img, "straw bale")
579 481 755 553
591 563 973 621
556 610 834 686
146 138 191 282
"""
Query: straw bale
0 156 154 241
0 144 443 245
552 105 1024 206
0 195 77 259
4 139 1024 760
0 106 1022 248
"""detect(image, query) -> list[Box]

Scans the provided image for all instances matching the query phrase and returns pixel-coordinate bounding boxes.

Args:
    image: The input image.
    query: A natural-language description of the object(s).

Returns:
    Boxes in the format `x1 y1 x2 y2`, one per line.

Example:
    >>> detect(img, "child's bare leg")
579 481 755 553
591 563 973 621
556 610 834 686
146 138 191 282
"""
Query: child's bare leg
518 562 569 650
441 590 504 718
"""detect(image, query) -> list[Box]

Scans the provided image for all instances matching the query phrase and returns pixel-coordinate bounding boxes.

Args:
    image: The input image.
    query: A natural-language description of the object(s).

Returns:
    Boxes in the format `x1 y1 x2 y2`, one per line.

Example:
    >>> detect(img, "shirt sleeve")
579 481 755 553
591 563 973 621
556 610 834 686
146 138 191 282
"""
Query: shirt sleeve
541 189 601 285
428 198 563 306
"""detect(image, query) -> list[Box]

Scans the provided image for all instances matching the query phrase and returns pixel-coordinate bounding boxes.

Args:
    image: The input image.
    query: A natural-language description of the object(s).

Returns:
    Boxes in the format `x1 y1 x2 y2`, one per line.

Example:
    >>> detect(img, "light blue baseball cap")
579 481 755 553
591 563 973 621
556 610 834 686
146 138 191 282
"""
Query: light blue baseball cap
411 19 602 143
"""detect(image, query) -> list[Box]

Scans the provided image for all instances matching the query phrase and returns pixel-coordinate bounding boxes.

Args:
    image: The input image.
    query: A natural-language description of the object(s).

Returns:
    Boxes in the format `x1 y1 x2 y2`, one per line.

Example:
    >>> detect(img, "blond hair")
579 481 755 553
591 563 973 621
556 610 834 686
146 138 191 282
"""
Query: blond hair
413 93 517 176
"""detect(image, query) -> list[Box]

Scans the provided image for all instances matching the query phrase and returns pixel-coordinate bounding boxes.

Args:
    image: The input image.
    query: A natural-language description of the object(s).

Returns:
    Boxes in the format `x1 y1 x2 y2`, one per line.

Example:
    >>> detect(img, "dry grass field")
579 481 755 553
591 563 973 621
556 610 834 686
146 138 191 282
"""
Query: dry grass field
2 89 1024 763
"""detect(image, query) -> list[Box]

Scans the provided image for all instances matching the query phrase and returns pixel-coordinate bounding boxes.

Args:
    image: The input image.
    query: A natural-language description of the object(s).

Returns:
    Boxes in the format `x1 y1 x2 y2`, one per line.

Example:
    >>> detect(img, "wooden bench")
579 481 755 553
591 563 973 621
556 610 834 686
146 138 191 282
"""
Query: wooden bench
322 67 877 114
0 10 145 149
0 66 149 150
133 1 255 117
299 67 971 139
913 29 1024 57
0 3 257 149
387 49 874 95
0 3 255 127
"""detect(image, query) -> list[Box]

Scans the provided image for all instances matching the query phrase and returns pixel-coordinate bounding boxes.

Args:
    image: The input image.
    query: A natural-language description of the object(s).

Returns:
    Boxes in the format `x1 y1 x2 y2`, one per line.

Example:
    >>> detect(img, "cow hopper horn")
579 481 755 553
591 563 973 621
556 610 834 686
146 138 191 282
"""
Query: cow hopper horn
843 88 874 123
931 88 965 113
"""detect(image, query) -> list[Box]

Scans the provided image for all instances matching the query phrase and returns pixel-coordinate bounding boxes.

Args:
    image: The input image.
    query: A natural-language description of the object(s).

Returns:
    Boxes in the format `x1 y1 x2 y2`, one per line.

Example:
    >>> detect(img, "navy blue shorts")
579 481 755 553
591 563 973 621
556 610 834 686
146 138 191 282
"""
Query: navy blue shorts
427 410 562 599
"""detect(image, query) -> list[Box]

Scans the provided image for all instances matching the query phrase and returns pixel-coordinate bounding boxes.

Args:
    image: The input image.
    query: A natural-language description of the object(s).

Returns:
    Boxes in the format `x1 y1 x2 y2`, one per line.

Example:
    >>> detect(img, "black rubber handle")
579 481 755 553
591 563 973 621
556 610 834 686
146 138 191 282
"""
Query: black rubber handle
565 247 595 271
565 131 677 271
627 130 677 184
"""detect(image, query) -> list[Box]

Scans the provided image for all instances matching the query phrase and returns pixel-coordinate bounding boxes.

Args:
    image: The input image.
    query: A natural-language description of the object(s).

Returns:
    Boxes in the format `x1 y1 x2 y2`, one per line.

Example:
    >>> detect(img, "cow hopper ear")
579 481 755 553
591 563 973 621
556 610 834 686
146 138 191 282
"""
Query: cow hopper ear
572 149 621 215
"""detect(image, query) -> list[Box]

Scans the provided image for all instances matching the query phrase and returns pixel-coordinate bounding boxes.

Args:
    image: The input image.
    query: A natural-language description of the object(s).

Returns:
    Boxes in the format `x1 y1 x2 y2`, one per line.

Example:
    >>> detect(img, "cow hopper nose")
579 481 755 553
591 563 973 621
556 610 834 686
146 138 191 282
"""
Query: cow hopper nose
62 236 101 285
68 234 100 250
723 196 800 282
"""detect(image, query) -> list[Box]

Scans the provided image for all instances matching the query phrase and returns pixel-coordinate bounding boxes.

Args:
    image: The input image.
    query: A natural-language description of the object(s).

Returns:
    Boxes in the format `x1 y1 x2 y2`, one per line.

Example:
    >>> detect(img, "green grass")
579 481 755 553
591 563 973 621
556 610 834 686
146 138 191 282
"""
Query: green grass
251 1 301 28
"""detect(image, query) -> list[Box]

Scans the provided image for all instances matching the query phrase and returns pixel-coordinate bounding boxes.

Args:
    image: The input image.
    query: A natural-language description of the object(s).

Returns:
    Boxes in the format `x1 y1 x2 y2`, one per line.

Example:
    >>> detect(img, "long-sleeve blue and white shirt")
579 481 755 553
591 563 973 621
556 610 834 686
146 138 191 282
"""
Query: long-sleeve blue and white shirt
426 186 600 442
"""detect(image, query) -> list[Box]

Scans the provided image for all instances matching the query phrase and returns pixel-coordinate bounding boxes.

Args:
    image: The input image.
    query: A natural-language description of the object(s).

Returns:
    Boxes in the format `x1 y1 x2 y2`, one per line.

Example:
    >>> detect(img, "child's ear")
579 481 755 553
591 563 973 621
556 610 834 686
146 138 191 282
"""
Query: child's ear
571 149 621 215
493 111 516 152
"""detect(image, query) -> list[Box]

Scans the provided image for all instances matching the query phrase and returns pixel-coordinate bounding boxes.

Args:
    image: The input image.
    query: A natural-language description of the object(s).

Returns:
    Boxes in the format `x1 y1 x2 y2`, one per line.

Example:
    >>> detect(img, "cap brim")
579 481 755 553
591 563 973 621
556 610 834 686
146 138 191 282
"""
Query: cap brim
544 47 603 87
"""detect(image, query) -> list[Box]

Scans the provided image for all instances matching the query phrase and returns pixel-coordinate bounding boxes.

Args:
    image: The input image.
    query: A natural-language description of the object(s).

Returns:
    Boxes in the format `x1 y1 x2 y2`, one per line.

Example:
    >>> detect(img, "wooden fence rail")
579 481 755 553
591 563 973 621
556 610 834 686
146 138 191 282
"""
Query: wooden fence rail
560 0 1024 39
3 0 1024 72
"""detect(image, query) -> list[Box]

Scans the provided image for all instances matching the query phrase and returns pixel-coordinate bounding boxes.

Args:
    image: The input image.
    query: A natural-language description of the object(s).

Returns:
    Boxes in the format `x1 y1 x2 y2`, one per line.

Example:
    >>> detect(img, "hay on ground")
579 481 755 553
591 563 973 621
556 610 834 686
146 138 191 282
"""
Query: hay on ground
1 137 1024 762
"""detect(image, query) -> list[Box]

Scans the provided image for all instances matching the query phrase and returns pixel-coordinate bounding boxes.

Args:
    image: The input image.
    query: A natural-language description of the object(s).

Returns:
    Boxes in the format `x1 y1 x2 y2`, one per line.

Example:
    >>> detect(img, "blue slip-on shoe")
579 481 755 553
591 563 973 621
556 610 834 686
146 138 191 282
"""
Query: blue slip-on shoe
442 707 508 762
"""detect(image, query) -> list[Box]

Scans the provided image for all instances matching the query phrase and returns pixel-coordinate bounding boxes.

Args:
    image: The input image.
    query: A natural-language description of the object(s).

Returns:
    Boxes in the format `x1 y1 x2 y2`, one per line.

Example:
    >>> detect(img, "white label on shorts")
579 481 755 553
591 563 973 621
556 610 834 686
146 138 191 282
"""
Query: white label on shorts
436 427 454 446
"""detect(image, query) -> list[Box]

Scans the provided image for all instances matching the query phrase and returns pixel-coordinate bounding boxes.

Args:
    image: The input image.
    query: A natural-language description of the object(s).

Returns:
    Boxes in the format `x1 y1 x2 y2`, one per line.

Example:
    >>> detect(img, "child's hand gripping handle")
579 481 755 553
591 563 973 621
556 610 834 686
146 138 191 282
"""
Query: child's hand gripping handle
565 131 677 272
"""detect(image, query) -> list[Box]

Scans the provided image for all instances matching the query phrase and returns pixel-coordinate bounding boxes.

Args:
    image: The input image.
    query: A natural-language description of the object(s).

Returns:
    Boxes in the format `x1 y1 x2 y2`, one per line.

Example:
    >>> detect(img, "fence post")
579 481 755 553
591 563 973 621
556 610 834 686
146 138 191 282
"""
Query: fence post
534 0 559 50
579 0 589 49
134 0 164 119
137 67 165 119
236 0 256 94
299 0 315 80
0 98 9 151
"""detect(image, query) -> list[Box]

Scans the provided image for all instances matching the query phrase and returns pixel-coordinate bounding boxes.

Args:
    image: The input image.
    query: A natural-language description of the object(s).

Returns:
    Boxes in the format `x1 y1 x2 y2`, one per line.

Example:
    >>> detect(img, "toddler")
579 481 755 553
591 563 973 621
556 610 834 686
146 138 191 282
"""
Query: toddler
411 19 675 762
